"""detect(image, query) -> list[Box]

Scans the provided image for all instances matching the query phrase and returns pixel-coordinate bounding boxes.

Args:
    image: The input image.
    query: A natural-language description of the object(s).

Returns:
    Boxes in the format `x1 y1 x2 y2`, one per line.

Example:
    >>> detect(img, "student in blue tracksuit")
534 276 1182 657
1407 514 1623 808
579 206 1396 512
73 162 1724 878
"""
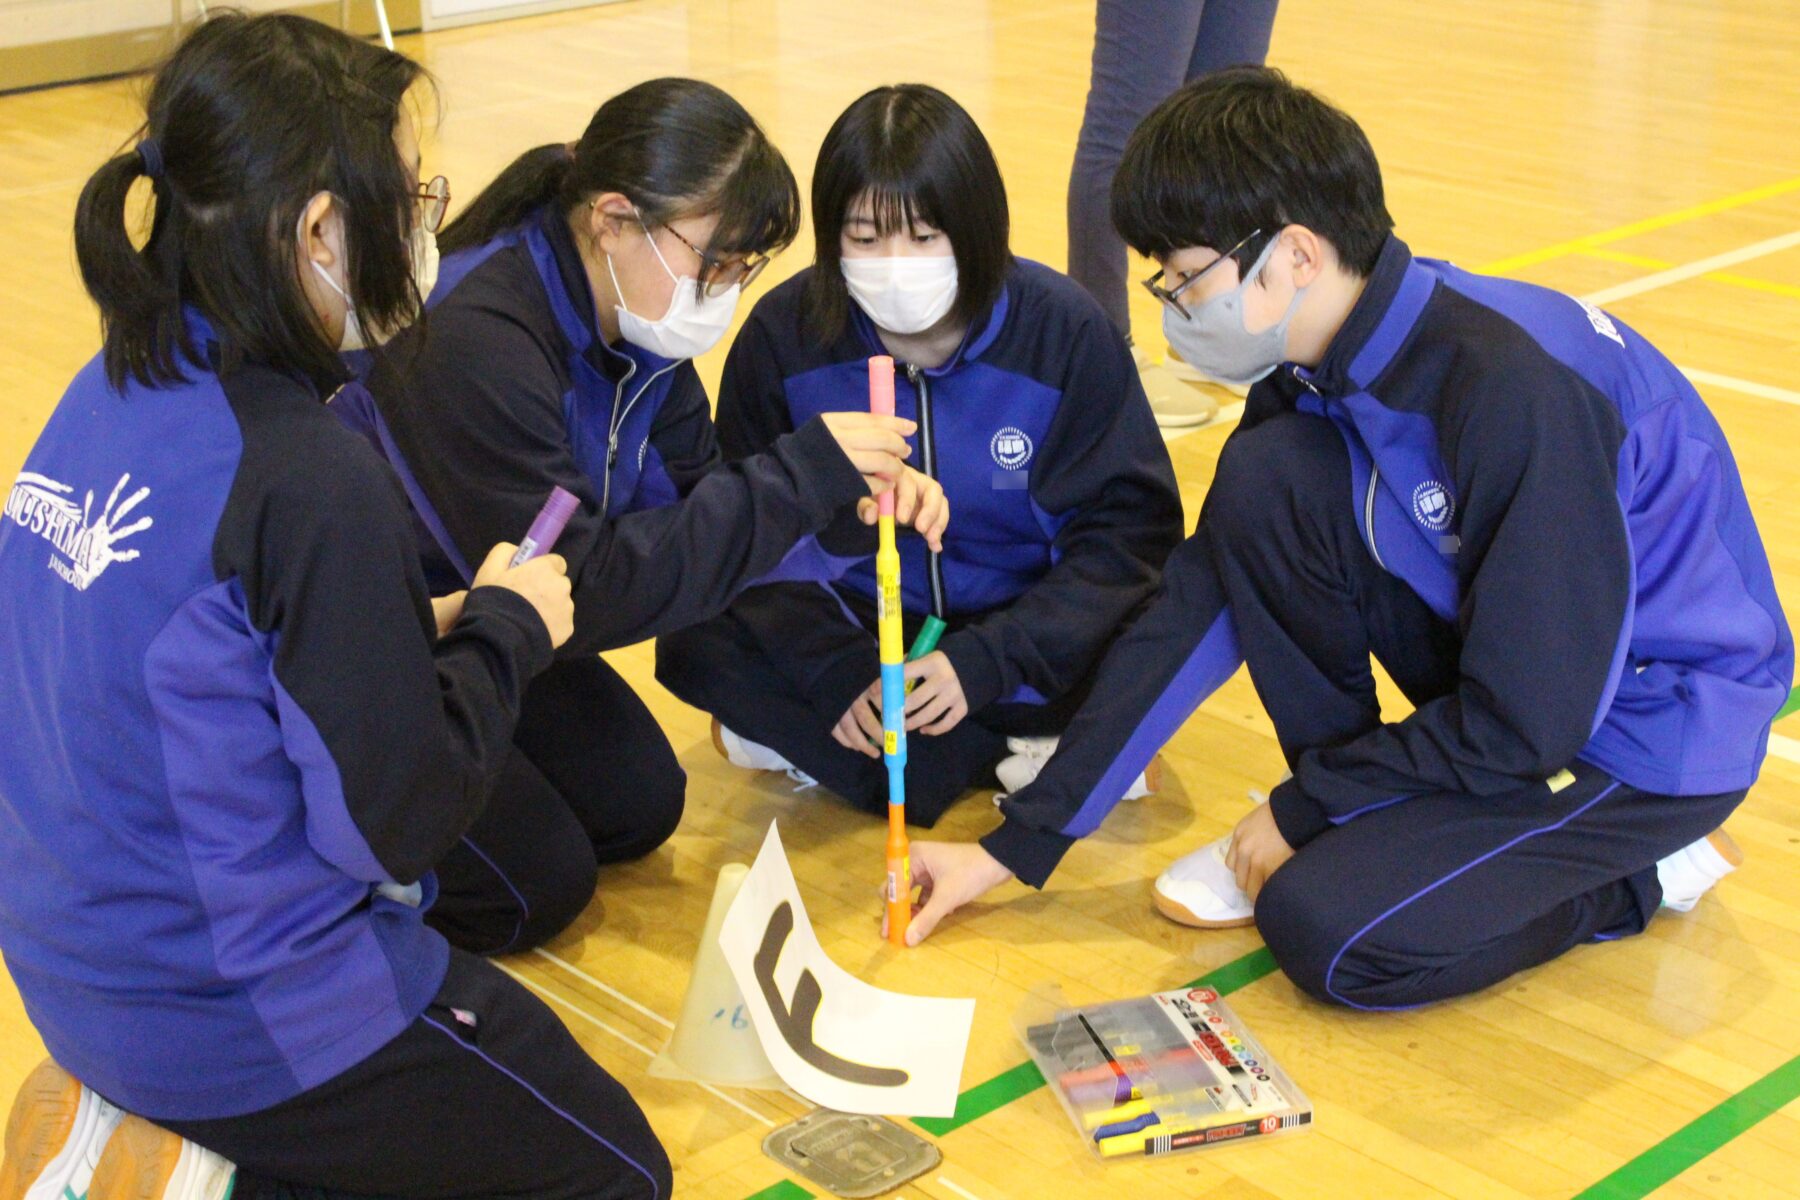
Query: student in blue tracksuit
354 79 940 957
655 84 1185 825
890 68 1793 1011
0 14 669 1199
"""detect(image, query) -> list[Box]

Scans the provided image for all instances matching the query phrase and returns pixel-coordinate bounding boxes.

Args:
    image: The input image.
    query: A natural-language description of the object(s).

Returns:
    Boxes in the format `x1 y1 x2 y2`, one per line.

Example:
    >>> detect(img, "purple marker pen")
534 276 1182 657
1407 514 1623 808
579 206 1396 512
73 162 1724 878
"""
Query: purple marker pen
510 486 580 567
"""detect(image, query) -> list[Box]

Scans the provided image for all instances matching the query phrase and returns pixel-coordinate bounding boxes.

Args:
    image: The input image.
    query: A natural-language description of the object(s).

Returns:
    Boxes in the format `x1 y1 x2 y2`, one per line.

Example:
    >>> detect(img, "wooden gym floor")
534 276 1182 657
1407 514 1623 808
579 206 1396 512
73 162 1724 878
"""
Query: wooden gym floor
4 1 1800 1197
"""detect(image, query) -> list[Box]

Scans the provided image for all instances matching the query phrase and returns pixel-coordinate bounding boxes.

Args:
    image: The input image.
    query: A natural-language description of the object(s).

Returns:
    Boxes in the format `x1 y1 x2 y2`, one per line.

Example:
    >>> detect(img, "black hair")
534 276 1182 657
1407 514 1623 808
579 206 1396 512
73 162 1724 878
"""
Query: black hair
805 84 1011 343
438 77 800 293
1112 66 1393 278
74 11 429 393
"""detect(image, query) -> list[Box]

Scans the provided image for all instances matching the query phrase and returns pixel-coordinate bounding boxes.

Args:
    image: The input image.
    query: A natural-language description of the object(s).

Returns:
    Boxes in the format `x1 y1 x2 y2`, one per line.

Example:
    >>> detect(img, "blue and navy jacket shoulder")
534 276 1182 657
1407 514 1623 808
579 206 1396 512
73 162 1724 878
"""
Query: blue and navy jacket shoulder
0 316 551 1119
349 204 866 658
985 235 1795 885
716 258 1184 712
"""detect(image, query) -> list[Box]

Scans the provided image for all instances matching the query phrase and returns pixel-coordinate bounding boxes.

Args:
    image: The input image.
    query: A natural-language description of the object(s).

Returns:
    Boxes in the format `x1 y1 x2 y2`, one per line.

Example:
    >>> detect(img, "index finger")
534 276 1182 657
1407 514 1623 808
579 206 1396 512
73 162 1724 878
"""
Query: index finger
873 414 918 437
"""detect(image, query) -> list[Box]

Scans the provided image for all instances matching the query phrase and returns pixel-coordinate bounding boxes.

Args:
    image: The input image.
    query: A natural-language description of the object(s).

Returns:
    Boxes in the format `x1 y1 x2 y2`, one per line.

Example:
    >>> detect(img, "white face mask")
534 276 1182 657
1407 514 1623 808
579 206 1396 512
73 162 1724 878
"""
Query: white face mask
606 214 739 360
302 201 437 352
842 255 958 335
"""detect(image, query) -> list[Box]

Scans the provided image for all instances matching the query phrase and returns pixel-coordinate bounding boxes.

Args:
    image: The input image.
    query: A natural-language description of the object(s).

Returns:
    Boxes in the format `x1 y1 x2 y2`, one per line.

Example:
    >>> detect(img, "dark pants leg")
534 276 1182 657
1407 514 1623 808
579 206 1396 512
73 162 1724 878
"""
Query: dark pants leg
1204 414 1744 1008
1067 0 1279 333
162 949 672 1200
1205 413 1463 766
657 608 1043 827
430 658 686 956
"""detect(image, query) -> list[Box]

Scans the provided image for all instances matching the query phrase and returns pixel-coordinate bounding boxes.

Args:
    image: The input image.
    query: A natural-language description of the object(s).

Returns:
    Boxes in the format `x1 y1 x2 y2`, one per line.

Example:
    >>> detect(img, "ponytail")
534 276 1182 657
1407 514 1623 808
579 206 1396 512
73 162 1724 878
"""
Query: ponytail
437 143 574 255
70 13 428 398
75 145 191 390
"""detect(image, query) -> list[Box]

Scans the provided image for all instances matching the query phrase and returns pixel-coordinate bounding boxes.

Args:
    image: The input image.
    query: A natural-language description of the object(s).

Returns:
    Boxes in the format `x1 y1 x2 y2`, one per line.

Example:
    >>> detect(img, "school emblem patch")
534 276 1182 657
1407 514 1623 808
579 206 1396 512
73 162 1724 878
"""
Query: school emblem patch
1411 479 1454 532
990 426 1032 470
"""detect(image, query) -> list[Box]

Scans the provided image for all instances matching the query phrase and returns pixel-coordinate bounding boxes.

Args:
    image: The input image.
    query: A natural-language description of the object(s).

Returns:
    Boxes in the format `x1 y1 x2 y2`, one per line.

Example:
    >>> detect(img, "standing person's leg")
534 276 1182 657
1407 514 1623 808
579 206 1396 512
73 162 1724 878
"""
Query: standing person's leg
1066 0 1206 334
657 604 1005 826
159 949 671 1200
1186 0 1279 77
1253 772 1744 1009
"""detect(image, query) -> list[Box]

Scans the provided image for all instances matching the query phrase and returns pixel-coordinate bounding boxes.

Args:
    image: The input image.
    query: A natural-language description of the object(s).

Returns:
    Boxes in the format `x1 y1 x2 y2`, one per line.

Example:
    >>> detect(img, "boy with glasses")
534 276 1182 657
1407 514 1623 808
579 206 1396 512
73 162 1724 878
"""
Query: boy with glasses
895 67 1790 1014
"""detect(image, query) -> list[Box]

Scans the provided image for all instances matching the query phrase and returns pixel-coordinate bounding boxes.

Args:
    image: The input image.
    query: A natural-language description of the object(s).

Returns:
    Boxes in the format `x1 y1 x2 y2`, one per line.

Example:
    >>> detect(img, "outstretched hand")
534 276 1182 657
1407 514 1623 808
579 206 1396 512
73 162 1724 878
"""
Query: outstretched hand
879 840 1014 946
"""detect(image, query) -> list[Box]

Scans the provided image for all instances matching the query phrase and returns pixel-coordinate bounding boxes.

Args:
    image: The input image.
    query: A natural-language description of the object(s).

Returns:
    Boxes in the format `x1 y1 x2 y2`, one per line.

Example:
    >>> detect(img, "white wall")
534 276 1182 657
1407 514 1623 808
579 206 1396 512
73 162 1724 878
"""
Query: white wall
0 1 169 47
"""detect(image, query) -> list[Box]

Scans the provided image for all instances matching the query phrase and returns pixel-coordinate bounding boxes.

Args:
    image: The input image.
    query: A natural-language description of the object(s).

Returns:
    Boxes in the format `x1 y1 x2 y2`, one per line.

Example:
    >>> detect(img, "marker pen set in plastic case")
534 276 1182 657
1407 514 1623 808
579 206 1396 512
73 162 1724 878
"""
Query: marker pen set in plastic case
1018 985 1312 1162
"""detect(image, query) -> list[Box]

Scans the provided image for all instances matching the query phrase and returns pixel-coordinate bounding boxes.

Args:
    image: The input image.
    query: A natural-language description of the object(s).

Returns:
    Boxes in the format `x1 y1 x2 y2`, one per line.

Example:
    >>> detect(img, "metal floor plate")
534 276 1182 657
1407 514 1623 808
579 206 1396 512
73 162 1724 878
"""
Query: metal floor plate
762 1109 942 1198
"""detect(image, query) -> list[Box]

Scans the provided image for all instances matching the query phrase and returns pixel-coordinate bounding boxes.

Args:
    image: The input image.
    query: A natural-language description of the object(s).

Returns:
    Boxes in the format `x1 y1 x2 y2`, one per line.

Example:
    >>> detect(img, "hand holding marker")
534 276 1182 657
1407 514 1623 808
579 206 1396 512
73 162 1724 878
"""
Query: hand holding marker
465 485 578 649
511 485 579 565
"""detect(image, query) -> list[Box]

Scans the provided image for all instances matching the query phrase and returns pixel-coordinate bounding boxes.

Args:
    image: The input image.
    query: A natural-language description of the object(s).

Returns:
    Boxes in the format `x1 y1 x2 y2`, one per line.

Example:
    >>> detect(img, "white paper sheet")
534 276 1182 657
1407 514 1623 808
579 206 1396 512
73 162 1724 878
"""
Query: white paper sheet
717 822 975 1118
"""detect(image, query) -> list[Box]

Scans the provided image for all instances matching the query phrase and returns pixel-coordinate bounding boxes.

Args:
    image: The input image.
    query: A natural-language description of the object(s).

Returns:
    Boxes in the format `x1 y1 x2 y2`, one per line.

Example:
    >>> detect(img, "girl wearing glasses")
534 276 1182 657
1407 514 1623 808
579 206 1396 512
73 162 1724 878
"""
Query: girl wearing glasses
657 84 1184 829
0 14 679 1200
357 78 943 959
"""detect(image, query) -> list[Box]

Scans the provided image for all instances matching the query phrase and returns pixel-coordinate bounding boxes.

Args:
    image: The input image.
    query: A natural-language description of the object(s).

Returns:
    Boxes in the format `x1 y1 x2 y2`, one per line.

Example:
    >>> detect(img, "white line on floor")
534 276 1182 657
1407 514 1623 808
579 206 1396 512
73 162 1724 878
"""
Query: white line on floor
1679 368 1800 407
534 947 676 1029
1580 230 1800 307
936 1175 988 1200
498 964 777 1128
1764 730 1800 766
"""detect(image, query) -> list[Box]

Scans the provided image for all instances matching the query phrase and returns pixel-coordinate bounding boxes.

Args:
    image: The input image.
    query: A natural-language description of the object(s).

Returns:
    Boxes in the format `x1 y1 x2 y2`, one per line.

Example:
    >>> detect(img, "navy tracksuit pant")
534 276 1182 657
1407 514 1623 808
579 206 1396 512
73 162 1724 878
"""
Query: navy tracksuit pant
1211 414 1745 1009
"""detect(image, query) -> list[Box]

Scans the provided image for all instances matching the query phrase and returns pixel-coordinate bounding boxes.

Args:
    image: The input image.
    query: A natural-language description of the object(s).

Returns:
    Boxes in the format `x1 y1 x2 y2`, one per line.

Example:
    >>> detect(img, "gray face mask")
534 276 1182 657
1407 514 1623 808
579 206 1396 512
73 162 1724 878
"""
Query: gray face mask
1161 237 1306 386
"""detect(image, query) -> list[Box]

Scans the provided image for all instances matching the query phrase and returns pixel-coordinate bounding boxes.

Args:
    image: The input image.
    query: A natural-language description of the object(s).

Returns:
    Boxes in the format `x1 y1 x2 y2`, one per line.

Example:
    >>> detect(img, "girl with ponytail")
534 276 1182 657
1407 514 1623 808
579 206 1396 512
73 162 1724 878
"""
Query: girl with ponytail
358 78 948 959
0 14 669 1199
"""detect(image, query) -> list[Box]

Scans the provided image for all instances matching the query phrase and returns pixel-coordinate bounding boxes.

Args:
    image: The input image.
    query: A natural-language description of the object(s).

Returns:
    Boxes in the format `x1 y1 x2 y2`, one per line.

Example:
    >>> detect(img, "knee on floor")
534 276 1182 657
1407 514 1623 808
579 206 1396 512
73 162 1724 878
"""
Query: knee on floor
597 769 686 865
510 841 600 954
1255 870 1439 1011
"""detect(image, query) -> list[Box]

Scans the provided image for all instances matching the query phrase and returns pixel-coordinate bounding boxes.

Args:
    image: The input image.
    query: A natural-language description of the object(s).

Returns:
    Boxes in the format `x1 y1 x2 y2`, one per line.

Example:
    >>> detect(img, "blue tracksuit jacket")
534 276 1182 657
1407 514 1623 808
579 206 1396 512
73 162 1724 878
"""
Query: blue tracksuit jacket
985 236 1794 885
0 313 549 1118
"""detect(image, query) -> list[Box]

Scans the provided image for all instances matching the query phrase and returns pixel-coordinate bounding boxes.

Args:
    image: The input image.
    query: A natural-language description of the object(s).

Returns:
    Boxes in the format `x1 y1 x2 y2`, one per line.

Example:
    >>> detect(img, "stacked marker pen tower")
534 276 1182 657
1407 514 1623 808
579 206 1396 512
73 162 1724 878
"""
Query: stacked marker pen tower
870 355 911 947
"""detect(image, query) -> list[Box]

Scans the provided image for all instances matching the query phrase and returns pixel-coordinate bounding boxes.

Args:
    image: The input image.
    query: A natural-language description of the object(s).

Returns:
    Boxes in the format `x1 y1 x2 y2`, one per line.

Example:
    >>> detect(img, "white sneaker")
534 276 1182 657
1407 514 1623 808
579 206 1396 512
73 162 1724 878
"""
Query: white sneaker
1153 835 1256 928
1 1059 123 1200
1151 778 1285 928
1656 828 1743 913
711 720 819 790
712 719 792 771
90 1113 235 1200
992 736 1160 800
1132 345 1219 429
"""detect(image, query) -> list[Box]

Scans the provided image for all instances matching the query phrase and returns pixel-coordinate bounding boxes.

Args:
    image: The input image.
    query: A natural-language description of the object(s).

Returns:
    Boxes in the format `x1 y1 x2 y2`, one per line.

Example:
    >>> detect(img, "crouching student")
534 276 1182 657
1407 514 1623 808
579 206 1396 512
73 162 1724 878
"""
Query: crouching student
889 67 1792 1015
354 78 945 957
0 14 670 1199
656 84 1184 825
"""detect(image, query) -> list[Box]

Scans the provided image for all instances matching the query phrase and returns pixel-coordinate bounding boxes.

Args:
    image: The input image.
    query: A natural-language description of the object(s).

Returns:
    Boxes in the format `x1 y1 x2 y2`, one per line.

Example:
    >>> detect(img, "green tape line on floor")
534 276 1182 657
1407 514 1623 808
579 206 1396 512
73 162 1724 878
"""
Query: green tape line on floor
742 1180 813 1200
1570 1053 1800 1200
1775 686 1800 723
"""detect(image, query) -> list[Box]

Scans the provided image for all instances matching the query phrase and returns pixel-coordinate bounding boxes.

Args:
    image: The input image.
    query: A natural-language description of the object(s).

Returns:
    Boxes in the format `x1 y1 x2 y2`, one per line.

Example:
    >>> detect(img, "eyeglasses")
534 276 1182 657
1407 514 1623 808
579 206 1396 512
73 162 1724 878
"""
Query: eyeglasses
1141 228 1262 320
656 221 770 298
414 175 451 233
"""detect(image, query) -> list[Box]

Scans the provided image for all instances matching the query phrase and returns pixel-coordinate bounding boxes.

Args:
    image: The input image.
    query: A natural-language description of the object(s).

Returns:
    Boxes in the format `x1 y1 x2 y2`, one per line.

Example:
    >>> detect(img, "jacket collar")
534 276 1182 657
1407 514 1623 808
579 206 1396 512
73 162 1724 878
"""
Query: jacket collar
1293 234 1434 398
531 205 678 381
